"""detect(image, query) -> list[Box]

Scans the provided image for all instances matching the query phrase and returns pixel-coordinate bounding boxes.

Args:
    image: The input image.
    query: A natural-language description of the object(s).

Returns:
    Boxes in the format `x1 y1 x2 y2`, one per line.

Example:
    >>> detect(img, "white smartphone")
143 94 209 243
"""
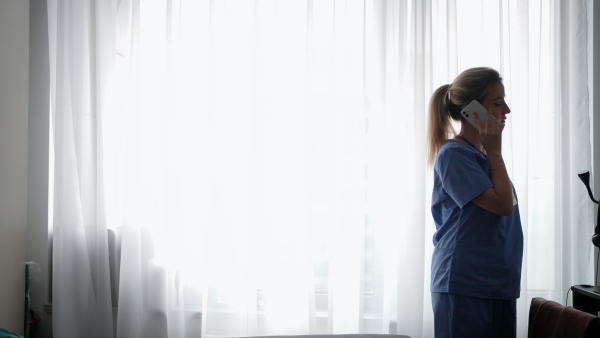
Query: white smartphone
460 100 488 129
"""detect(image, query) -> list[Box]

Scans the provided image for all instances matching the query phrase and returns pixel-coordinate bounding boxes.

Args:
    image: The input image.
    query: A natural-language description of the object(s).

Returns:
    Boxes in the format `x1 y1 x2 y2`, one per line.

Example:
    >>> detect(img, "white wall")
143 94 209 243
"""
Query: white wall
592 0 600 286
0 0 29 335
27 0 52 336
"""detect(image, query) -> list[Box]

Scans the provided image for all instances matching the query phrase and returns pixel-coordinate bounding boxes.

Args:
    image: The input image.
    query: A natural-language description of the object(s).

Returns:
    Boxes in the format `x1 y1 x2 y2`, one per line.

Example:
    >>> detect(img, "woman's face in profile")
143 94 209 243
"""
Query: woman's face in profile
481 82 511 125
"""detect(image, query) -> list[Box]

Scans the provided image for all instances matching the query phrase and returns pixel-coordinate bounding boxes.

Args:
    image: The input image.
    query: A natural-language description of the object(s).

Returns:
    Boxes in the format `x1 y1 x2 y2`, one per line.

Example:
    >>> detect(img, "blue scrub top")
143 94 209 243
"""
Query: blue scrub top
431 140 523 300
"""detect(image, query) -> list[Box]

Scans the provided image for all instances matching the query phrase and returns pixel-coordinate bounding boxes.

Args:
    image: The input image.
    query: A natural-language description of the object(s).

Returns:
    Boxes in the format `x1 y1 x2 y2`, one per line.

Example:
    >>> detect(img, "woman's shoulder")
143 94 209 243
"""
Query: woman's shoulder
438 139 472 156
436 139 484 167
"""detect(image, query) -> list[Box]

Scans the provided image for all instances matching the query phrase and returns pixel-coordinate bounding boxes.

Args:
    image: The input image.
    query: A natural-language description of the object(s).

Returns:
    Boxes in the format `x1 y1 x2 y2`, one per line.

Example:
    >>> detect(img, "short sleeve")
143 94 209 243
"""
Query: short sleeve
435 144 494 208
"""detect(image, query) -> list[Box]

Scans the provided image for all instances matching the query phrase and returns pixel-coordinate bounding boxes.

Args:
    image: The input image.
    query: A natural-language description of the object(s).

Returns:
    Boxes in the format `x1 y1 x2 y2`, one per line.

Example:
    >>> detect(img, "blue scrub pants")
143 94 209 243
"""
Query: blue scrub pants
432 292 516 338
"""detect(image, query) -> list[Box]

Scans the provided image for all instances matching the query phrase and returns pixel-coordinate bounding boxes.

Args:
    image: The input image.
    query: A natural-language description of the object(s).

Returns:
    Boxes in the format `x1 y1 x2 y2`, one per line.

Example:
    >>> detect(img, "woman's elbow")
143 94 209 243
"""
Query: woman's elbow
497 204 514 216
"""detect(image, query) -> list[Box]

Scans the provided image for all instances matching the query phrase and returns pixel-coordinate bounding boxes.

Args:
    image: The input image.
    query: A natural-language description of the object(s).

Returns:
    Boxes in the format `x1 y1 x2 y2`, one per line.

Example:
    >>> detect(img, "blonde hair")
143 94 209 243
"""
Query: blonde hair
427 67 502 166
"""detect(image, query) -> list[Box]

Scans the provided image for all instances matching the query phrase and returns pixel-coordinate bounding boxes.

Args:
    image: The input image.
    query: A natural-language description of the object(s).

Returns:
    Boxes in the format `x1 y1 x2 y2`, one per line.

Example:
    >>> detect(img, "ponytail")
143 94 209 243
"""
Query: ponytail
427 84 459 167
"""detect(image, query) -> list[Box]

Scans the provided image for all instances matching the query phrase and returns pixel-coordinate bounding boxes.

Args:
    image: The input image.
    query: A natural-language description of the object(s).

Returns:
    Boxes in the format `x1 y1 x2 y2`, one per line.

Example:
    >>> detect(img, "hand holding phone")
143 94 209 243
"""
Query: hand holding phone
460 100 488 129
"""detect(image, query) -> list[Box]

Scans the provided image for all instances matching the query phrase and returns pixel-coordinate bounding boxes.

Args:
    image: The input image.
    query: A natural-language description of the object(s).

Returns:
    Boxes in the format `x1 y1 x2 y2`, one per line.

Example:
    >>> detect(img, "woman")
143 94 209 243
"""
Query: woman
427 67 523 337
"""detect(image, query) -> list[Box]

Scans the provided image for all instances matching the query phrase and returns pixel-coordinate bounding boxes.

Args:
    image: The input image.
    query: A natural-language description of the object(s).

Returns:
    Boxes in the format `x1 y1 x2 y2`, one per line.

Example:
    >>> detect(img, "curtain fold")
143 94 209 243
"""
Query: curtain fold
48 1 594 338
558 0 594 294
49 0 116 337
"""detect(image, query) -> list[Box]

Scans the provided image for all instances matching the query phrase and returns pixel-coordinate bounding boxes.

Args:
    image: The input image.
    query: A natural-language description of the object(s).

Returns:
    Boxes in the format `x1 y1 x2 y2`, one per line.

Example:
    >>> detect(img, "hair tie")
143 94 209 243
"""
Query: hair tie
446 84 452 102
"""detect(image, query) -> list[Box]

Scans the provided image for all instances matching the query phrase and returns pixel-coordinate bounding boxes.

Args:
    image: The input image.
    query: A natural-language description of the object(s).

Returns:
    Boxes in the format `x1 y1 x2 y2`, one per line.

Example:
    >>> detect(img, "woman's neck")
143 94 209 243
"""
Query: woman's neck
455 127 483 152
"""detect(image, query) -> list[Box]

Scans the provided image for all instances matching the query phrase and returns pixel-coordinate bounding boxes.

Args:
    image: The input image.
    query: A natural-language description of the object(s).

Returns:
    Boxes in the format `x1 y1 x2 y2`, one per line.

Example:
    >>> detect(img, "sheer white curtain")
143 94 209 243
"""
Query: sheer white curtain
48 1 594 338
